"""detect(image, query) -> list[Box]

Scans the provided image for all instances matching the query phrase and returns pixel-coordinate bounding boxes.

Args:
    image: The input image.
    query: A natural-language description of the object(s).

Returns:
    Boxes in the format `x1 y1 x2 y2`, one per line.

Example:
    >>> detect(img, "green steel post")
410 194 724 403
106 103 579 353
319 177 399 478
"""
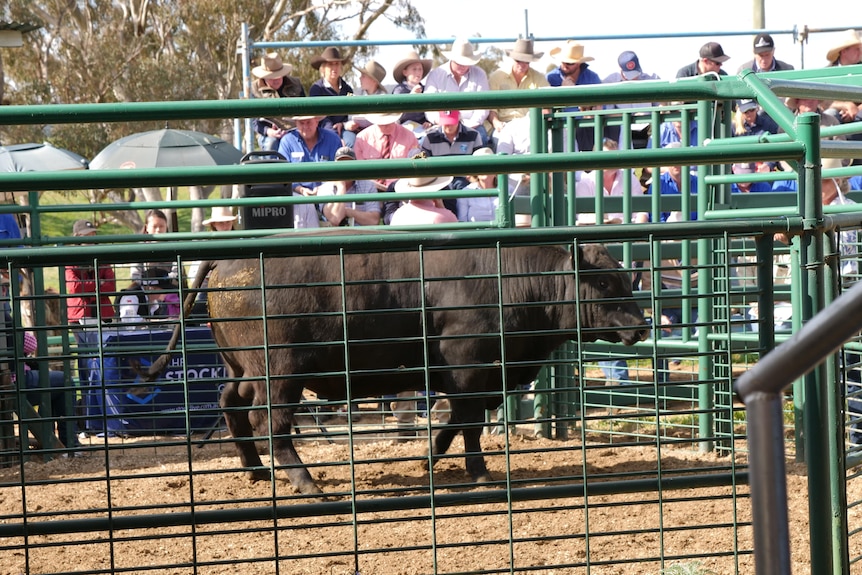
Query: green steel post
822 233 851 575
530 107 548 228
697 99 716 453
797 112 834 574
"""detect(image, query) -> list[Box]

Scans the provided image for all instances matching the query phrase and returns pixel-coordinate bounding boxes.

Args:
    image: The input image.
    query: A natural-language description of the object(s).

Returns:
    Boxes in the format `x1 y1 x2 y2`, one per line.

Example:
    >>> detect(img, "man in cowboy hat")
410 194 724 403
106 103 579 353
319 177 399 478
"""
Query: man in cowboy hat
277 114 342 206
487 37 549 134
736 33 794 74
547 40 602 152
676 41 730 78
308 46 355 144
250 52 306 151
354 112 419 189
546 40 601 88
825 30 862 129
424 38 491 144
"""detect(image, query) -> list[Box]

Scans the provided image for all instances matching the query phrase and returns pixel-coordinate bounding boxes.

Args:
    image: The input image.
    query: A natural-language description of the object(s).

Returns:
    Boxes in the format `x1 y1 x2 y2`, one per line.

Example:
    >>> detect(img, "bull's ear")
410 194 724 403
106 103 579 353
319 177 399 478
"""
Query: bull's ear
573 244 598 271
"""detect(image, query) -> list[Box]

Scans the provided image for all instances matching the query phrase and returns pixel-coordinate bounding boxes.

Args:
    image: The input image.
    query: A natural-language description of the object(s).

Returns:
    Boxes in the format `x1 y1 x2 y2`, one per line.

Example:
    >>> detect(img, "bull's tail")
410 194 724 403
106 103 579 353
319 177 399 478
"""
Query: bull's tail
139 260 216 381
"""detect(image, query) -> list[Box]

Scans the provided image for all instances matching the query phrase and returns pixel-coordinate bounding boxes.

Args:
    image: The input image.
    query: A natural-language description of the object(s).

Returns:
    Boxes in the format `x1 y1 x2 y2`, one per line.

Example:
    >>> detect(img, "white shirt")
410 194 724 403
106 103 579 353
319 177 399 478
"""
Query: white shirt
424 62 490 128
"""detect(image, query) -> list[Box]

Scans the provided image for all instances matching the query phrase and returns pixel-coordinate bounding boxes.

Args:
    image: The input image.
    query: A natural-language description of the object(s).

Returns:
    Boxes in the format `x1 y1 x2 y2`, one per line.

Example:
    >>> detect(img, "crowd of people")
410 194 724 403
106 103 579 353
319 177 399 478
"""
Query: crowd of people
10 29 862 450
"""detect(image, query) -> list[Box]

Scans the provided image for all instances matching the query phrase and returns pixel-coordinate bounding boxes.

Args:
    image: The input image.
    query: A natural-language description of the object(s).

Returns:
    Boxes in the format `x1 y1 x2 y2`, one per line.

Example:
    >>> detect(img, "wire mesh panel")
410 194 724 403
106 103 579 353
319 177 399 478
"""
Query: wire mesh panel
0 231 795 575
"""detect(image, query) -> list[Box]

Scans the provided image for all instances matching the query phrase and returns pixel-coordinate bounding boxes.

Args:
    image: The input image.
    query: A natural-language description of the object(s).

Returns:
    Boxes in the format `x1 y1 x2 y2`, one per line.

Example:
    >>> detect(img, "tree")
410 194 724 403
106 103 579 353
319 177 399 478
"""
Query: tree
1 0 425 230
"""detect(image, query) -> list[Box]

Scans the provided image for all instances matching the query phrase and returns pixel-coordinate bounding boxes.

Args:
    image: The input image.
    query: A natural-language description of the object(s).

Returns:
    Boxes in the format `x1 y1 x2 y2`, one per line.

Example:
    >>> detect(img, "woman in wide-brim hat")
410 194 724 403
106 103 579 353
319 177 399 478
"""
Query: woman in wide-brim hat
392 50 433 128
250 52 306 151
308 46 355 142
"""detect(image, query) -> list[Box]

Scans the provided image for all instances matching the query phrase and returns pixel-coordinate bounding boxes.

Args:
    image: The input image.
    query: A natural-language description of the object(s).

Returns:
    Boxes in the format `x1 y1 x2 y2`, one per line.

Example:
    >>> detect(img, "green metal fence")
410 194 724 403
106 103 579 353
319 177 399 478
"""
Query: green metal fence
0 66 862 574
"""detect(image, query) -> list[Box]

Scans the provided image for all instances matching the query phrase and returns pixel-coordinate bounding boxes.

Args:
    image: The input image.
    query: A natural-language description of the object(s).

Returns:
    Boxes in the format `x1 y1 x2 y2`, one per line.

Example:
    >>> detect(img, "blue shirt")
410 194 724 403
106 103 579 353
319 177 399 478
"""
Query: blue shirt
731 182 773 193
277 127 343 190
0 214 22 240
545 64 602 88
649 121 700 148
648 171 699 222
772 179 798 192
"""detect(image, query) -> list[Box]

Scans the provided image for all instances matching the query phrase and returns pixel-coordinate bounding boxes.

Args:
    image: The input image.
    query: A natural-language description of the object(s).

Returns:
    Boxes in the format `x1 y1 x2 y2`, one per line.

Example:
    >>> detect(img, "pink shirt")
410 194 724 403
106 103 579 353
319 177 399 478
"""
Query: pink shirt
354 124 420 186
389 200 458 226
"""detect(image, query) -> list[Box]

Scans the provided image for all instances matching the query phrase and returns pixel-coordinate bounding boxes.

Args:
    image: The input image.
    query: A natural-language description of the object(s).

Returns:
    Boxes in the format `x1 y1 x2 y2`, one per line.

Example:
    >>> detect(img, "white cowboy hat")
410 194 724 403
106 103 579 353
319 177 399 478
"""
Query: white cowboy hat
549 40 594 65
826 29 862 64
251 53 294 80
394 174 454 193
443 39 482 66
365 112 402 126
392 50 432 83
203 206 237 226
506 38 543 62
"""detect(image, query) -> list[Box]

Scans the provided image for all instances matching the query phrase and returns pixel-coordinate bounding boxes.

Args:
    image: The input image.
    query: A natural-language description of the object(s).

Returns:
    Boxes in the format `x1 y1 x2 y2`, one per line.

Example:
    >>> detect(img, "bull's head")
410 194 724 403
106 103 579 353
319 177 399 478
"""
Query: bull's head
577 245 649 345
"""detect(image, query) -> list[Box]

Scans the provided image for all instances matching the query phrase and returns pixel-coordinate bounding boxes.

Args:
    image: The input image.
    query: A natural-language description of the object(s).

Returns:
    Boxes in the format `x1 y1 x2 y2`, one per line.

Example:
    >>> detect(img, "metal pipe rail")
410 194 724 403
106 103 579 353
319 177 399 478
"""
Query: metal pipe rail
0 470 747 538
735 279 862 575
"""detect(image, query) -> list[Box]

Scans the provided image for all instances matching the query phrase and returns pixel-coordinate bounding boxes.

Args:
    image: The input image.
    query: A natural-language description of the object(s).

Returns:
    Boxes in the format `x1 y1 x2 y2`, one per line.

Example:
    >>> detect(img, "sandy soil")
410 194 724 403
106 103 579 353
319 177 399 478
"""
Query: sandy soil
2 419 859 575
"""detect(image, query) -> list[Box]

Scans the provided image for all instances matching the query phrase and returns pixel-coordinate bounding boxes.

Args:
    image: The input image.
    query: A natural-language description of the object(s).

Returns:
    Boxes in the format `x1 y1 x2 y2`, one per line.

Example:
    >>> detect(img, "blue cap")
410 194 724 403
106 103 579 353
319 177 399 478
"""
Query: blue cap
618 51 642 80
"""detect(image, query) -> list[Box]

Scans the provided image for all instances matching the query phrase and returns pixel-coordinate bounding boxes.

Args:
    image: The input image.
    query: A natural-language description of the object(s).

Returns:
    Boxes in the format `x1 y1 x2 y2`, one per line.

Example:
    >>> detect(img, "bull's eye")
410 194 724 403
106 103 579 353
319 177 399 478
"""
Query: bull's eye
597 280 609 291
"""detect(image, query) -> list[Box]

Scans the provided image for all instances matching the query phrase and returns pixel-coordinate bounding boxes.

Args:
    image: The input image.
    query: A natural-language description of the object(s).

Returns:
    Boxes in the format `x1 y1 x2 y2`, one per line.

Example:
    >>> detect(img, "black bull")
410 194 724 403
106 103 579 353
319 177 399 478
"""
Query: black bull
147 240 647 495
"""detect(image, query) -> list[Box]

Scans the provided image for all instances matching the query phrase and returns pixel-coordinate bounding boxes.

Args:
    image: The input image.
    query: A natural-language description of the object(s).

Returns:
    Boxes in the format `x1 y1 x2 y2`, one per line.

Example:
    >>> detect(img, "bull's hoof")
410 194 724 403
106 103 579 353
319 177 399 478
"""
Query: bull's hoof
297 482 324 496
474 473 493 484
247 469 271 482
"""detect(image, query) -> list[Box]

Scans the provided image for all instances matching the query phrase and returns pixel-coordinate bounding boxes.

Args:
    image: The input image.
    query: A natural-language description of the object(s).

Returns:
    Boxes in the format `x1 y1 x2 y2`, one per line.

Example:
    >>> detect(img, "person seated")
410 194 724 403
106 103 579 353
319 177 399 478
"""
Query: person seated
730 162 772 193
308 46 355 145
250 52 305 151
391 50 433 133
18 329 80 450
390 175 457 226
457 148 500 223
354 112 420 190
116 267 181 326
343 60 389 135
129 209 180 287
420 110 484 190
317 147 382 226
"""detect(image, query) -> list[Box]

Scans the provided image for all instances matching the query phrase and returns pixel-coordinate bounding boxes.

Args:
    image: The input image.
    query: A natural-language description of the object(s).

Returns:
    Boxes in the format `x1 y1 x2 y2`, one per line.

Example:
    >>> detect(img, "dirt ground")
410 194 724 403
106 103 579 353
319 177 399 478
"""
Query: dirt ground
3 419 859 575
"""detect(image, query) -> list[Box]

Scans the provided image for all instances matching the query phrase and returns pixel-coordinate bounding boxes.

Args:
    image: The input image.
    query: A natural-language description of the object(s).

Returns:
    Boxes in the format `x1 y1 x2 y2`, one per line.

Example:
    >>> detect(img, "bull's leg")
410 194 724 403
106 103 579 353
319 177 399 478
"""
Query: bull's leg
220 378 270 482
426 397 492 484
268 384 322 495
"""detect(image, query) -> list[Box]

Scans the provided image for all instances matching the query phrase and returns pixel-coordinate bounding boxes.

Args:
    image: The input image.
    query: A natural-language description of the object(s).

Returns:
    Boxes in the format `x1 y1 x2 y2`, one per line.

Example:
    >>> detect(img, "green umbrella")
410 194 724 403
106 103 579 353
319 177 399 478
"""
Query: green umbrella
89 129 243 169
0 142 89 172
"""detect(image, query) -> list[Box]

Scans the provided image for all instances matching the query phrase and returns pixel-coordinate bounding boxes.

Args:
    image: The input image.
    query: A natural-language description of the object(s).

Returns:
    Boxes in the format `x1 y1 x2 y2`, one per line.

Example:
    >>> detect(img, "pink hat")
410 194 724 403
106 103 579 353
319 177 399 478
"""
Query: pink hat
438 110 460 126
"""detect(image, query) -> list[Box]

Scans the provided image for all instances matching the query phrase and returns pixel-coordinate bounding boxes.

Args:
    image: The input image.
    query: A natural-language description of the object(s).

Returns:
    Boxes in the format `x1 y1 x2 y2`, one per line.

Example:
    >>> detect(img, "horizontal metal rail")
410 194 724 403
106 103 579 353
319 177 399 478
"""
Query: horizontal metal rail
0 470 747 538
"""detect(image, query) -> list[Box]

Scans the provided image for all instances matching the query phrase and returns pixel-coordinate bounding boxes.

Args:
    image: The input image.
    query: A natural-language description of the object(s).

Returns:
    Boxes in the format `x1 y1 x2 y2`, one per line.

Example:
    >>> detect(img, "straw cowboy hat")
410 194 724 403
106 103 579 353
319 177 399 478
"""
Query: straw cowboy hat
549 40 594 65
365 112 402 125
251 53 294 80
392 50 432 82
506 38 543 62
310 46 348 70
202 206 237 226
826 29 862 64
443 39 482 66
359 60 387 86
394 174 454 193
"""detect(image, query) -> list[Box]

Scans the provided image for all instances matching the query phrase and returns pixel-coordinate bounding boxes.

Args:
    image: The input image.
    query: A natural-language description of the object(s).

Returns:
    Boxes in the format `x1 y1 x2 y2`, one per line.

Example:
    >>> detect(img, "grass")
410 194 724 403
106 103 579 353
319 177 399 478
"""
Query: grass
26 188 195 291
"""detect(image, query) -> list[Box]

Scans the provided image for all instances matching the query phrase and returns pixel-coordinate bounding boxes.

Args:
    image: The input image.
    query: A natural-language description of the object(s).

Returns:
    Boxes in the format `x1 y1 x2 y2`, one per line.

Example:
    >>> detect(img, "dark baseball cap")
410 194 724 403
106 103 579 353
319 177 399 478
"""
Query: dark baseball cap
72 219 96 236
753 33 775 54
618 50 643 80
700 41 730 63
737 99 758 112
